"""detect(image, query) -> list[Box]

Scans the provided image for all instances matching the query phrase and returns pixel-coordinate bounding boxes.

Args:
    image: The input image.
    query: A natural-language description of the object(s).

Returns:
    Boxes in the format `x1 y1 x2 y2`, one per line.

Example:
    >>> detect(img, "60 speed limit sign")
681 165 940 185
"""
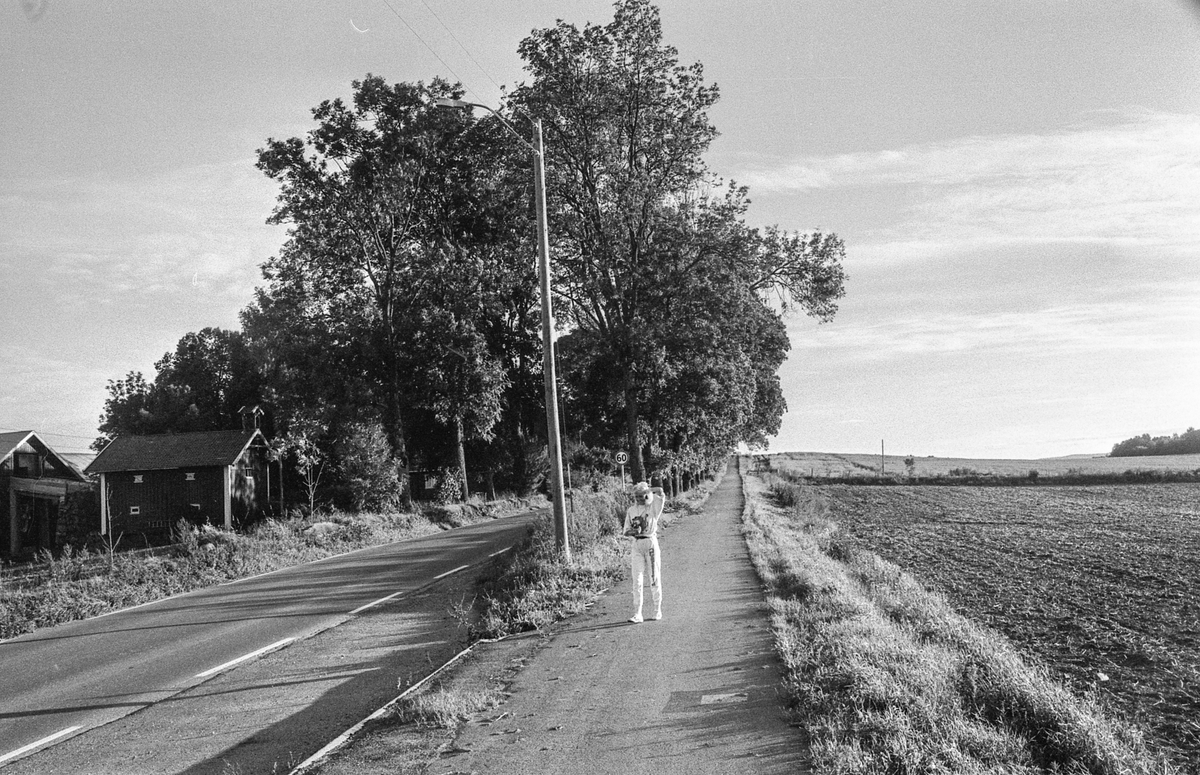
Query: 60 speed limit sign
615 451 629 465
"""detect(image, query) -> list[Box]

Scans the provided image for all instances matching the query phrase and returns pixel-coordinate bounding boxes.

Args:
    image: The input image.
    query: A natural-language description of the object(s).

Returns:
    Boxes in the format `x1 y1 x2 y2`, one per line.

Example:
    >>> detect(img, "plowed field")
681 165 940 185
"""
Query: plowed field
815 483 1200 766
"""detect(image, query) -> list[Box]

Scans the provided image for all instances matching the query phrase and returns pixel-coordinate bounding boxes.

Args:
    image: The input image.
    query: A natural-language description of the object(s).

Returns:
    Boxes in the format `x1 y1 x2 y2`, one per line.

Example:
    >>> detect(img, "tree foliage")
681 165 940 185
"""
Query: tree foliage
1110 427 1200 457
95 327 264 449
510 0 846 479
245 75 544 498
95 1 849 505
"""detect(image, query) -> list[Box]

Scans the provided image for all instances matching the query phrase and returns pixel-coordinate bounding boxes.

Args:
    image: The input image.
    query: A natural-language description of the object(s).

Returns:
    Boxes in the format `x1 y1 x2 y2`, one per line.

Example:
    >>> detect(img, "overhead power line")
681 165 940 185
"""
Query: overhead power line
0 426 96 441
415 0 505 93
377 0 474 98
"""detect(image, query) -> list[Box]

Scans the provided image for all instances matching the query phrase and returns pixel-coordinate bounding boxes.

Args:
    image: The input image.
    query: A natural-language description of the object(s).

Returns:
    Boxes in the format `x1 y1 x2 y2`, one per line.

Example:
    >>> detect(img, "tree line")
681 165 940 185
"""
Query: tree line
94 0 846 508
1109 427 1200 457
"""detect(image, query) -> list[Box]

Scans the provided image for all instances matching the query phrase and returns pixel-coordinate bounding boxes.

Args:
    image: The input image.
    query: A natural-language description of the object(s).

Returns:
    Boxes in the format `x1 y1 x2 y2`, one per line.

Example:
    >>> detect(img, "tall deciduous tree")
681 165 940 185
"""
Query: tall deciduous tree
248 75 537 494
511 0 846 481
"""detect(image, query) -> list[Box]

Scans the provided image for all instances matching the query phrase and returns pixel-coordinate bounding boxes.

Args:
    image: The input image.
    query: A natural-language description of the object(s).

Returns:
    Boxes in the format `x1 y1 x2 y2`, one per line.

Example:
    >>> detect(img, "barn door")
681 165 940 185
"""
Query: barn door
15 493 58 556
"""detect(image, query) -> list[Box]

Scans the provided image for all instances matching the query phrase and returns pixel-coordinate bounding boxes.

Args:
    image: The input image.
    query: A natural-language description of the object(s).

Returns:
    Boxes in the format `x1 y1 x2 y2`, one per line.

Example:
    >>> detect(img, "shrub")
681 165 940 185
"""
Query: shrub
436 467 464 505
337 421 404 511
58 489 100 548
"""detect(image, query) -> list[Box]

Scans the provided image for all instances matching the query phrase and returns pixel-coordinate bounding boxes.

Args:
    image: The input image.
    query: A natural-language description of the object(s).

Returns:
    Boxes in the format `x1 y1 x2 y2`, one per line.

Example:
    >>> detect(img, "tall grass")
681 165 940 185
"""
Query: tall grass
468 474 722 639
743 469 1178 774
468 481 627 639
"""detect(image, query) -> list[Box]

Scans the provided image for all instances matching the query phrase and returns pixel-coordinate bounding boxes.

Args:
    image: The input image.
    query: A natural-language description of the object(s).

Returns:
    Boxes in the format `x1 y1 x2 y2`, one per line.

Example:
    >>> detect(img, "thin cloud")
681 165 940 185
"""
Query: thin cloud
793 286 1200 361
1 159 282 304
742 110 1200 256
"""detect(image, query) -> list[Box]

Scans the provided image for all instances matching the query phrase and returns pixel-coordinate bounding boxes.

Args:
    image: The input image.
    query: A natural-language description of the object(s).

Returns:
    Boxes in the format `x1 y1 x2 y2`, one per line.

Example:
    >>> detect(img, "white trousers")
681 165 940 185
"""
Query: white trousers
631 537 662 617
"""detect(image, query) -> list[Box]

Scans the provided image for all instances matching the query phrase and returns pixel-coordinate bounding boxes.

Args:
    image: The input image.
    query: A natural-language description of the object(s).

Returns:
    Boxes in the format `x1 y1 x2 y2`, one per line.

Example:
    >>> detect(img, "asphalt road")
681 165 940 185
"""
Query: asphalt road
0 511 539 773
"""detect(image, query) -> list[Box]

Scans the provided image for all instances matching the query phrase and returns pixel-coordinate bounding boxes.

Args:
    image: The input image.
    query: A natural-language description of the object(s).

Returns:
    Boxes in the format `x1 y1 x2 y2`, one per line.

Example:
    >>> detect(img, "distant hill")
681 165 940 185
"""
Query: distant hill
1110 427 1200 457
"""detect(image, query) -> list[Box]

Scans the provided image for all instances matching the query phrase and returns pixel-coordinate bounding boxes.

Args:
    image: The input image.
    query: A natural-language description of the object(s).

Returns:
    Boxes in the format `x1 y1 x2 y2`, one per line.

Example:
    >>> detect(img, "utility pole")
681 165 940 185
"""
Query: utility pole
436 99 569 560
532 118 569 561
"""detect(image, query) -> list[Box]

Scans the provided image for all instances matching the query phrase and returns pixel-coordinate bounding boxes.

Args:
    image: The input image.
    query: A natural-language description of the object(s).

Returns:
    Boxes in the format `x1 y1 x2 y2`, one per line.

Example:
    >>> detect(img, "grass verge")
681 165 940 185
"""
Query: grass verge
741 464 1179 774
467 474 720 639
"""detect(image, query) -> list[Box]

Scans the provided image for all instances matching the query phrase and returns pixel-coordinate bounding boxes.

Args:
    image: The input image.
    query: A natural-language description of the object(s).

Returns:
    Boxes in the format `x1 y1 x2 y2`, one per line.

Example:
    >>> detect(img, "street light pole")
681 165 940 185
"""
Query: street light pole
435 98 570 560
530 118 571 561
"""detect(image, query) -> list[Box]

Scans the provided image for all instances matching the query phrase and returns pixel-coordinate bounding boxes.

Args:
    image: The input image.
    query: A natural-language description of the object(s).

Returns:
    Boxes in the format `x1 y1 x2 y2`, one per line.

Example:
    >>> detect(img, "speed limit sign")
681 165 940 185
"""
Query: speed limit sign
614 451 629 465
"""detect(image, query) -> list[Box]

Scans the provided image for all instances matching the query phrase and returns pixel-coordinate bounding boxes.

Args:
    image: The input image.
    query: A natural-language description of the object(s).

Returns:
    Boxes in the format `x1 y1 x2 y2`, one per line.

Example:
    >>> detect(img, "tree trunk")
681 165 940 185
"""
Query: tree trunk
381 349 411 506
455 416 469 502
508 417 529 495
624 372 644 483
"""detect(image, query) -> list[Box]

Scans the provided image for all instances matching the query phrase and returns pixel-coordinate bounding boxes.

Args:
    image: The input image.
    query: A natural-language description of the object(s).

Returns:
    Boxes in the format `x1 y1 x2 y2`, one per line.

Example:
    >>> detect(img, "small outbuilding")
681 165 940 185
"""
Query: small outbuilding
1 430 92 558
86 429 268 539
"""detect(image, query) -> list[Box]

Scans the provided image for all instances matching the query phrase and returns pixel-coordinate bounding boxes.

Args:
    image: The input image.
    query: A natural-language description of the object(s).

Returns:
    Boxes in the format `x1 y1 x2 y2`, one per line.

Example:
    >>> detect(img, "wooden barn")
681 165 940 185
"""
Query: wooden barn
86 429 269 539
1 431 92 559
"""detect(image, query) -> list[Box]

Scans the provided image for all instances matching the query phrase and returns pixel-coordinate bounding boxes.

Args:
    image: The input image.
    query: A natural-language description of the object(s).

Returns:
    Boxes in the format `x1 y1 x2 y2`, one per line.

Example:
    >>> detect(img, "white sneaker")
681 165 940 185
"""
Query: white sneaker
629 614 644 623
651 612 662 621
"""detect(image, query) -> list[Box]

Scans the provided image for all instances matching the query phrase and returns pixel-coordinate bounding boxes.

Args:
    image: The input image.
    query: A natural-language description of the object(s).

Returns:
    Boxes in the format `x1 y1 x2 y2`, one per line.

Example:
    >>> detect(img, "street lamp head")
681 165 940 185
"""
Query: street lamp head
435 97 538 155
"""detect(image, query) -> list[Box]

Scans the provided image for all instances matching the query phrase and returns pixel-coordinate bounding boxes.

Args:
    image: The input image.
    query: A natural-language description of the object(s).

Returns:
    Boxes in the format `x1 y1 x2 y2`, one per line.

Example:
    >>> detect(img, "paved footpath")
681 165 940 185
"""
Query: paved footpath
427 461 810 775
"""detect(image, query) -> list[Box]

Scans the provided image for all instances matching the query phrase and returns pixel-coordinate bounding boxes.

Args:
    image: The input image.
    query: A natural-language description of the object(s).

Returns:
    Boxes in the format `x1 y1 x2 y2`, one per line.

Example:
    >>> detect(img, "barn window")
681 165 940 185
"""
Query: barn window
185 472 196 481
130 506 140 515
133 475 144 484
13 453 42 477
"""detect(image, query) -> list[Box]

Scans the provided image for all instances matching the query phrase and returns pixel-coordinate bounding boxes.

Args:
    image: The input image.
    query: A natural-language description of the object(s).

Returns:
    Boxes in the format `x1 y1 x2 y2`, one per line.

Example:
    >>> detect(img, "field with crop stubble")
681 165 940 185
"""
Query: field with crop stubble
773 450 1200 480
786 478 1200 766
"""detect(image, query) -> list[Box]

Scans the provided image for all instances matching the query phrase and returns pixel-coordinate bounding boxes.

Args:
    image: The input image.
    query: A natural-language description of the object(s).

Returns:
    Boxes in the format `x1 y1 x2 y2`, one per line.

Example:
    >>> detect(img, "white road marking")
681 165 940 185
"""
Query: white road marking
434 564 471 580
700 692 748 705
351 548 512 615
195 637 296 678
350 591 405 615
0 726 83 765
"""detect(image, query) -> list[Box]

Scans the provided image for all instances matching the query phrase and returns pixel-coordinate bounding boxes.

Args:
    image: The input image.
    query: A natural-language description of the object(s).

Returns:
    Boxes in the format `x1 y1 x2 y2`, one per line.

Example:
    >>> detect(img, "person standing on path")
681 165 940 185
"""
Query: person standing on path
623 480 665 623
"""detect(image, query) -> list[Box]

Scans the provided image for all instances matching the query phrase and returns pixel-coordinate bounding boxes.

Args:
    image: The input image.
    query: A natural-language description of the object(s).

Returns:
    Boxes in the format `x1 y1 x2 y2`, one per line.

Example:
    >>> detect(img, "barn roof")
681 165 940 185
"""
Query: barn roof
0 430 91 482
86 429 265 473
0 430 31 458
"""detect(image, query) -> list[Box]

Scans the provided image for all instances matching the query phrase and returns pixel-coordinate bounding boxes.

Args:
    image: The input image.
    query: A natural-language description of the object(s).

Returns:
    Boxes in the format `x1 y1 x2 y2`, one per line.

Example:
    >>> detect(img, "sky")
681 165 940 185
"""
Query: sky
2 0 1198 460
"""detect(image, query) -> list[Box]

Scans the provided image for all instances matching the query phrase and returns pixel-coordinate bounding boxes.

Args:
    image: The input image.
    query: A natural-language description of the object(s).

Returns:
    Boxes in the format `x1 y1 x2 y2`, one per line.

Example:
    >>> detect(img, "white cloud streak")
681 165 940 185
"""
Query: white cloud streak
793 277 1200 359
742 110 1200 257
